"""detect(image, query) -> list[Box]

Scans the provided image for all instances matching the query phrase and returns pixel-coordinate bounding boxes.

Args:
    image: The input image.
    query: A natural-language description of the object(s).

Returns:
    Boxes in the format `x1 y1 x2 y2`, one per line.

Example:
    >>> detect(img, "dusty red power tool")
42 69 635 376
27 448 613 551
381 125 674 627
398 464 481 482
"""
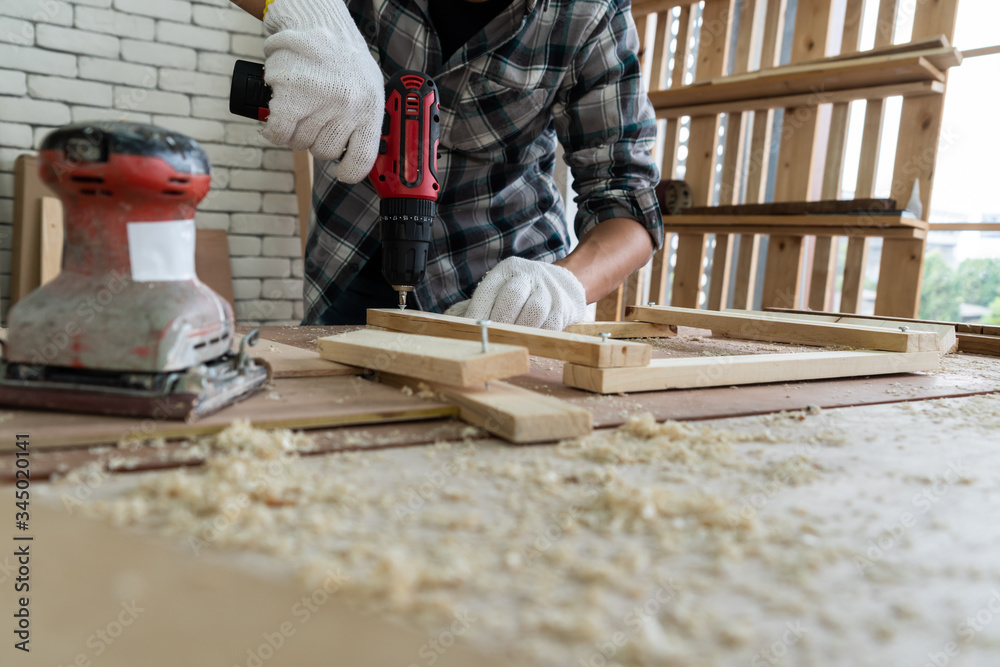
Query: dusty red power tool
0 122 270 419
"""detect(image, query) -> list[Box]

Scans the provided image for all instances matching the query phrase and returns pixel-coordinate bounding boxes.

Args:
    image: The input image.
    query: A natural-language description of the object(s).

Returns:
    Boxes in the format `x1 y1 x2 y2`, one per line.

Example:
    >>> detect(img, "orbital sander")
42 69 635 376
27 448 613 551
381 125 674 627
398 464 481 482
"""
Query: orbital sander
0 122 270 420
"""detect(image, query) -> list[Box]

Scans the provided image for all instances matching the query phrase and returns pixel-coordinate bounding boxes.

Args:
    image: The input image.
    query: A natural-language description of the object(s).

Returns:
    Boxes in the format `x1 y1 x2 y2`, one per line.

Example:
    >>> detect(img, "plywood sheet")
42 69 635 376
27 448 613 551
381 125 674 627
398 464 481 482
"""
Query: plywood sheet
0 376 456 450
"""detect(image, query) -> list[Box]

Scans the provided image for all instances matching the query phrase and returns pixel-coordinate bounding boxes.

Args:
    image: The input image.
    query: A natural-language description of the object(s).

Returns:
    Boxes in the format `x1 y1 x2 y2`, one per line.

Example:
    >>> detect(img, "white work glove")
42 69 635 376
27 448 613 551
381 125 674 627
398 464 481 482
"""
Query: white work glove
446 257 588 330
262 0 384 183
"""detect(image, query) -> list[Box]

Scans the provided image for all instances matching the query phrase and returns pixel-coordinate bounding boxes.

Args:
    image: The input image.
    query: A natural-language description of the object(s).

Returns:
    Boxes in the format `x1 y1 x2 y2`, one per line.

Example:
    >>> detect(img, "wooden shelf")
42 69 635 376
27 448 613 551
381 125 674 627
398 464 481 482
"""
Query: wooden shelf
662 214 928 239
649 51 957 115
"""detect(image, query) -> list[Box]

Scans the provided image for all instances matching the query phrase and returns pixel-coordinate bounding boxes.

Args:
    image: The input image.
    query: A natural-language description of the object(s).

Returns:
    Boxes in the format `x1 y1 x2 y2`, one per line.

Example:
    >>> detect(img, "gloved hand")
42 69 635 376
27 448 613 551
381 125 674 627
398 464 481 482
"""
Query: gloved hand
446 257 588 330
262 0 384 183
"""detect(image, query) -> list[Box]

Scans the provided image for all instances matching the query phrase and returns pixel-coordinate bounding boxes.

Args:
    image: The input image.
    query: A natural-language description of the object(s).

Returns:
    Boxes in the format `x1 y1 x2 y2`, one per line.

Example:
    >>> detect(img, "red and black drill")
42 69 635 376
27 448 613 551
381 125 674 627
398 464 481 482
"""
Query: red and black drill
231 61 440 310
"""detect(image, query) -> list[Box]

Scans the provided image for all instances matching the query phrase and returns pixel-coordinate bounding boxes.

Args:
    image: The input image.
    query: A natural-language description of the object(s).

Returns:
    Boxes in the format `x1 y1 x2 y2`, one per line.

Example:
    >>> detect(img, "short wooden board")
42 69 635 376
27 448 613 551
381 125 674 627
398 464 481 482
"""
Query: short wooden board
563 321 678 339
625 306 940 353
382 374 592 443
563 351 943 394
0 376 457 450
318 329 530 387
733 309 957 354
239 335 363 379
367 309 652 369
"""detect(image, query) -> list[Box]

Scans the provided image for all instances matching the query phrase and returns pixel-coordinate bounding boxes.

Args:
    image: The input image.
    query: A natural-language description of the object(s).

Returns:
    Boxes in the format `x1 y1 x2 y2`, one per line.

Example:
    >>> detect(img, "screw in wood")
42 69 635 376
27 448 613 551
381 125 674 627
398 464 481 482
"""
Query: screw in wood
478 320 491 352
599 332 611 343
647 302 656 307
899 326 910 332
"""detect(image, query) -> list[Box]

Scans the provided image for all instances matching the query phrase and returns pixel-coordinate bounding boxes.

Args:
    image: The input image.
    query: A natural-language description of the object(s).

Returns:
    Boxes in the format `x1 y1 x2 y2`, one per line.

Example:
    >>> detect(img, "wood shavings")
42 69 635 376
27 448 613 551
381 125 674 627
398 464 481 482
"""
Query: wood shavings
50 393 1000 666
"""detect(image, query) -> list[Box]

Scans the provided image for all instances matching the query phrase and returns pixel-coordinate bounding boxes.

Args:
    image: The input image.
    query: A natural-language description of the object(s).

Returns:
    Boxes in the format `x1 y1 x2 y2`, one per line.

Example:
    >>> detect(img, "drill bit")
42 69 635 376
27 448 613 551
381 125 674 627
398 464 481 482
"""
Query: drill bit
397 289 407 311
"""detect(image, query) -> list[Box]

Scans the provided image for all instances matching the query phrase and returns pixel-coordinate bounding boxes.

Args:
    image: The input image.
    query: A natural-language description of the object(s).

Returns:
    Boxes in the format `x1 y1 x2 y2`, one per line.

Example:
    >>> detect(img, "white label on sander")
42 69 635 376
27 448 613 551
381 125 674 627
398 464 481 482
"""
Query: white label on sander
127 219 197 282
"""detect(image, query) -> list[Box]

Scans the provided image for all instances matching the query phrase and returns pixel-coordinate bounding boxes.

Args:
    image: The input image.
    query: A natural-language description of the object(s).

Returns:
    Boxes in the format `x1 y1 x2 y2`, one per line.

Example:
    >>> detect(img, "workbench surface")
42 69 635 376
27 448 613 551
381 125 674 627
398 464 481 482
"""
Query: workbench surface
3 327 999 666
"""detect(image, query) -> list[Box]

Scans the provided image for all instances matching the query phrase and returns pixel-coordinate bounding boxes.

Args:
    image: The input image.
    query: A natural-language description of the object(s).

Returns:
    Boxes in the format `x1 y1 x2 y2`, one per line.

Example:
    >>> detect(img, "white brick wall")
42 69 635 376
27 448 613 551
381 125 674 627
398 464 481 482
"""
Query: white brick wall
0 0 303 326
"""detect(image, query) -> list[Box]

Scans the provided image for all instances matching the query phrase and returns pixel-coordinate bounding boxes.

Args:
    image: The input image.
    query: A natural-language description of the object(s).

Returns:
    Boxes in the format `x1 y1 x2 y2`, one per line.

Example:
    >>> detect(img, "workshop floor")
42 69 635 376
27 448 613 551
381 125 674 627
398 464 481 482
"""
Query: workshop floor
40 390 1000 666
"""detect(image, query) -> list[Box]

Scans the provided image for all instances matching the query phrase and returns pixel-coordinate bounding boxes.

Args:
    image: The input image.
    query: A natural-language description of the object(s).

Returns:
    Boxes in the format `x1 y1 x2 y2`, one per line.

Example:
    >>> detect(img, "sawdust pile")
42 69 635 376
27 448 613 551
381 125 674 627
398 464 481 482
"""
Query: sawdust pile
57 409 862 666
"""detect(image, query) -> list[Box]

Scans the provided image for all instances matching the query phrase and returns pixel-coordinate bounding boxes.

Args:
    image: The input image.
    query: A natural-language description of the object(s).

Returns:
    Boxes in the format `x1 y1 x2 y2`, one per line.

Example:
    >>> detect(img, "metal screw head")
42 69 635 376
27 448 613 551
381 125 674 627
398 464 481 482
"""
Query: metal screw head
647 302 656 307
599 332 611 343
899 326 910 332
477 320 491 352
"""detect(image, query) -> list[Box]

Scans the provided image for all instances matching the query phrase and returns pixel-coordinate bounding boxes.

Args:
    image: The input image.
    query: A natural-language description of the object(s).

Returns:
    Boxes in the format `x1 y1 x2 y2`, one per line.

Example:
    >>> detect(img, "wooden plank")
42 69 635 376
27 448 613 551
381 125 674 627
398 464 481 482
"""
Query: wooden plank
623 264 646 310
654 79 945 118
11 154 57 304
840 235 870 313
649 55 946 111
666 213 925 229
648 231 671 305
707 233 733 310
671 233 707 307
957 333 1000 357
563 321 677 339
366 308 653 368
595 287 624 322
670 0 734 308
815 34 951 66
743 0 788 204
732 234 760 309
735 309 957 354
624 305 940 352
236 334 362 378
630 0 698 18
662 224 925 239
317 329 530 387
682 198 899 216
195 229 236 311
876 0 960 318
764 307 1000 337
0 376 458 450
293 149 314 256
382 375 591 444
563 350 942 394
39 196 63 286
761 235 805 309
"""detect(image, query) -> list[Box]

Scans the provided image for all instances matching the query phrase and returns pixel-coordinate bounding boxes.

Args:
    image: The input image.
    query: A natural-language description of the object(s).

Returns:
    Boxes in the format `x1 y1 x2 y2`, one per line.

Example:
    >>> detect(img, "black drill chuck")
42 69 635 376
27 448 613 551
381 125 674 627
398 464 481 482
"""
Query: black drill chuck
379 197 435 300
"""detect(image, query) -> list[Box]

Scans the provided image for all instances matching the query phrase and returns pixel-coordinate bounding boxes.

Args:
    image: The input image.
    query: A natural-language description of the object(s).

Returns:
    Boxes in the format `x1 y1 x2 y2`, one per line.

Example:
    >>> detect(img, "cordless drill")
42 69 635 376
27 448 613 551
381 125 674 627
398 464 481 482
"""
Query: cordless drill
230 61 440 309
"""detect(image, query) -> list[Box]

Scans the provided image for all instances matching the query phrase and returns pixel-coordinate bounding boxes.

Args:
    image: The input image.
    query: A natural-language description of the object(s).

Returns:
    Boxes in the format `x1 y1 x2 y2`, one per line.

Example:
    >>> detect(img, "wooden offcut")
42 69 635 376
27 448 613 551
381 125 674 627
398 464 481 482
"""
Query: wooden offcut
11 154 57 304
319 329 529 386
562 321 677 339
367 309 652 369
563 350 942 394
625 305 940 353
382 374 591 444
237 335 362 379
741 309 957 355
39 196 63 285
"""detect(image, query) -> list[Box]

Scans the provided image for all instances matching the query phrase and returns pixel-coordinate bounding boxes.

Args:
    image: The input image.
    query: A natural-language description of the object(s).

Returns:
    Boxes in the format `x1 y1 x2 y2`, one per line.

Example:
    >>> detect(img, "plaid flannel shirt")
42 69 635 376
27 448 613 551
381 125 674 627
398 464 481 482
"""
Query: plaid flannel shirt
304 0 663 322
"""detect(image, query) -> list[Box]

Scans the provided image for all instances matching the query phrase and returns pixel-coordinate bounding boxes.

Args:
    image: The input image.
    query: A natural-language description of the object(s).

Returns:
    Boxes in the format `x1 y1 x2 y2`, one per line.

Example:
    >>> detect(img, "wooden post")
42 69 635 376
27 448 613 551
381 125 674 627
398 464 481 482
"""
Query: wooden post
875 0 960 317
842 0 900 313
670 0 735 308
761 0 838 310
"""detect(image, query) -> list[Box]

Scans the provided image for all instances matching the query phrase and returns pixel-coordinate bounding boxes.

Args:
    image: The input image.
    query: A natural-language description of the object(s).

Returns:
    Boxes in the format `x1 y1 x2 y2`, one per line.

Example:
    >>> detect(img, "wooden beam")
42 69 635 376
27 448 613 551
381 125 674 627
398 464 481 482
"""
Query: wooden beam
630 0 698 19
11 155 57 305
318 329 530 387
366 309 653 368
683 198 898 216
563 350 941 394
563 321 677 339
595 287 624 322
732 234 760 309
876 0 961 318
956 333 1000 357
662 223 926 239
734 309 956 354
665 213 924 229
624 305 940 352
381 375 592 444
654 79 944 119
764 307 1000 337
